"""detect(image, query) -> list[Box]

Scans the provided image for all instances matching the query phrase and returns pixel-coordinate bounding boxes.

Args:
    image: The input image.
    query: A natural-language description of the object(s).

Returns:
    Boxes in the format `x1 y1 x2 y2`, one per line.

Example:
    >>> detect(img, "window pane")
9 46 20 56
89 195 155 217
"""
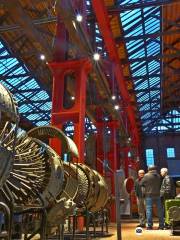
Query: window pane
167 148 175 158
145 149 154 166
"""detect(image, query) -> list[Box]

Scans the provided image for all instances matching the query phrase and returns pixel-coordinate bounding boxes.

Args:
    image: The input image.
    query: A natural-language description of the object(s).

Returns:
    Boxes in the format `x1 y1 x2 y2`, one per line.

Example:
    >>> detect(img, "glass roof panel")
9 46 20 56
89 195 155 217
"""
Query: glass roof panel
120 2 161 133
0 39 51 126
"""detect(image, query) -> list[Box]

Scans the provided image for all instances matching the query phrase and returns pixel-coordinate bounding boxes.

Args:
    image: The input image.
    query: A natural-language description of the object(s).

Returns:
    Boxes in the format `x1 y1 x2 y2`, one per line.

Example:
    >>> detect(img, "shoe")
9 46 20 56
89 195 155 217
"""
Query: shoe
157 227 164 230
146 226 153 230
164 224 170 229
137 224 146 228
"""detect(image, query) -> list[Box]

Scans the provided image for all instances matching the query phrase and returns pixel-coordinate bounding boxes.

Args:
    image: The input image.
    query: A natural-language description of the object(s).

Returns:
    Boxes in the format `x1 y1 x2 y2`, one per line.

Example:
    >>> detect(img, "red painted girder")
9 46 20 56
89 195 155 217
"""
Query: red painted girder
92 0 139 145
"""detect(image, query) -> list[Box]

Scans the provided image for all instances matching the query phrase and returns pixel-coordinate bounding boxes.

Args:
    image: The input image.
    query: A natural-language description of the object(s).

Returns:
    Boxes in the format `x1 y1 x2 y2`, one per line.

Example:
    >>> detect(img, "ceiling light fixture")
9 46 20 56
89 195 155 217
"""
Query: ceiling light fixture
76 14 83 22
93 53 100 61
40 54 46 60
114 105 119 110
111 95 116 100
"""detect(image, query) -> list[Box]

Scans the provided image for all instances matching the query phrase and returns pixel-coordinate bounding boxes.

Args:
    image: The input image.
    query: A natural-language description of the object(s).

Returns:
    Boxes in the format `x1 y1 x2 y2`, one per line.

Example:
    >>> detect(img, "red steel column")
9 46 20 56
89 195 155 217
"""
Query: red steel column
106 121 118 222
96 122 104 174
96 108 104 174
49 58 92 161
123 147 129 178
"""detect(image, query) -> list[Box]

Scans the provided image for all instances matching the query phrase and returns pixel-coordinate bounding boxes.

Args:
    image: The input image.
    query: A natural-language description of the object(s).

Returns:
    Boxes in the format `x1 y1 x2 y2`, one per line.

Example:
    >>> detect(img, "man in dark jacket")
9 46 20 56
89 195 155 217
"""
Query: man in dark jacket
141 165 164 230
160 168 175 200
134 169 146 227
160 168 175 228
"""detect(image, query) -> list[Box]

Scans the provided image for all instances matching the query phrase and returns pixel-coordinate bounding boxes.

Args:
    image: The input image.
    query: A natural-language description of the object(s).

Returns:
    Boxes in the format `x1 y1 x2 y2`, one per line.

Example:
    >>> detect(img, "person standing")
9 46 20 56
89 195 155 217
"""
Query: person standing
134 169 146 227
160 168 175 200
141 165 164 230
160 168 175 228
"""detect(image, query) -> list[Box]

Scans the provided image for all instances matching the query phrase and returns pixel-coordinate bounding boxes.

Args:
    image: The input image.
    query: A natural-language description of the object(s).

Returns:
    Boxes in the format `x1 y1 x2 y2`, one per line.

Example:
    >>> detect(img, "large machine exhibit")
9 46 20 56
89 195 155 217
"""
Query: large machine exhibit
0 82 110 239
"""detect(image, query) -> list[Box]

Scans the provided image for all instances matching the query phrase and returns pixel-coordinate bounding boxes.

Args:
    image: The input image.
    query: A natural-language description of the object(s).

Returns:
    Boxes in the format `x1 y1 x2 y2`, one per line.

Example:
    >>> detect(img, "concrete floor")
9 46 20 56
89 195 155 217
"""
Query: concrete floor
29 222 180 240
95 222 180 240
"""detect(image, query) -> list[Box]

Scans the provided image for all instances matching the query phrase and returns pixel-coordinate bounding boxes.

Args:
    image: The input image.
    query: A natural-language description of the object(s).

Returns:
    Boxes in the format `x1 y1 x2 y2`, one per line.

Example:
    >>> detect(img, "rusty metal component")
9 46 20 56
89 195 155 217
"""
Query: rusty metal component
47 161 109 224
27 126 79 223
0 83 19 125
28 125 79 158
0 145 13 190
0 83 19 188
90 170 109 212
47 162 78 224
169 206 180 221
75 163 109 213
5 134 64 207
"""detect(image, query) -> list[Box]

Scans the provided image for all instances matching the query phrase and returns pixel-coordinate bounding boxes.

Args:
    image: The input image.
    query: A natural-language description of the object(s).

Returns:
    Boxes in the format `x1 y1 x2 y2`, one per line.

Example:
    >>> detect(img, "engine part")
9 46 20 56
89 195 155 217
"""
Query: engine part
75 163 109 213
0 83 19 125
27 126 79 223
91 169 109 212
169 206 180 221
0 83 19 188
4 134 64 206
27 125 79 158
27 126 109 219
47 162 78 224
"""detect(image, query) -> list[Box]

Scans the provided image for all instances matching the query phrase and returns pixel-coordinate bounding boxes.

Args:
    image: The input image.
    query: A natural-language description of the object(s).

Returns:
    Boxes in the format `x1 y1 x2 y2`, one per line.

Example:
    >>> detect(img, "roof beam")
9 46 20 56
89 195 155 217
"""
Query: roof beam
92 0 140 144
2 0 52 58
123 52 180 63
107 0 179 12
0 73 30 79
0 17 57 33
138 99 160 105
22 109 50 114
134 87 160 93
116 29 180 42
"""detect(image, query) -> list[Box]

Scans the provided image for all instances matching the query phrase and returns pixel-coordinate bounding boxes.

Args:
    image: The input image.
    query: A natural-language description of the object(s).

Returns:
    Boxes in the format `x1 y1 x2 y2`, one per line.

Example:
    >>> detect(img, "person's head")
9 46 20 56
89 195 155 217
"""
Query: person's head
148 165 157 172
160 168 168 177
138 169 145 178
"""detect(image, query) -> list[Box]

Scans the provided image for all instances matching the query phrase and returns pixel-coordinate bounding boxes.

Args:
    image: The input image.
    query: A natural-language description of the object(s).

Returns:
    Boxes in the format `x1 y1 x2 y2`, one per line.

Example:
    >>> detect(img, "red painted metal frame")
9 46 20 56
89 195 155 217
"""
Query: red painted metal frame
106 121 118 222
49 58 92 162
96 123 104 174
50 0 90 230
92 0 140 146
96 119 119 222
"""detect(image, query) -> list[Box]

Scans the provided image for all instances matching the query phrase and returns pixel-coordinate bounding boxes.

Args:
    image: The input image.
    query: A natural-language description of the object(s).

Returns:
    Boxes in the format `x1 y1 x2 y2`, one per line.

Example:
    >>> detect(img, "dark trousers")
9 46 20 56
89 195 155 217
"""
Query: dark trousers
146 197 164 228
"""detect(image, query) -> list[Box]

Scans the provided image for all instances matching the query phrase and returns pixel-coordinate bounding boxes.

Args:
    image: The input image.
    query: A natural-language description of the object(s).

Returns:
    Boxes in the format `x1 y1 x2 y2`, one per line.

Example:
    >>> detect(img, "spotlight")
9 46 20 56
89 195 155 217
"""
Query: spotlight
71 96 75 100
114 105 119 110
93 53 100 61
111 95 116 100
76 14 83 22
40 54 46 60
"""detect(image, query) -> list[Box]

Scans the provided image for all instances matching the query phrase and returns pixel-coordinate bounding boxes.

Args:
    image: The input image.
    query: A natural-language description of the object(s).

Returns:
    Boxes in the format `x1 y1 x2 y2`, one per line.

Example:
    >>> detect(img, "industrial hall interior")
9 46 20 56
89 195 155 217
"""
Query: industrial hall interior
0 0 179 240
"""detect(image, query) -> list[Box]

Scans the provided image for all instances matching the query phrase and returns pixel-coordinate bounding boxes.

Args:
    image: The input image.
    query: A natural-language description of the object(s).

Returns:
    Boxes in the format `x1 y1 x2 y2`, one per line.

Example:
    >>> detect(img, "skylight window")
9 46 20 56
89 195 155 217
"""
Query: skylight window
0 39 51 126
